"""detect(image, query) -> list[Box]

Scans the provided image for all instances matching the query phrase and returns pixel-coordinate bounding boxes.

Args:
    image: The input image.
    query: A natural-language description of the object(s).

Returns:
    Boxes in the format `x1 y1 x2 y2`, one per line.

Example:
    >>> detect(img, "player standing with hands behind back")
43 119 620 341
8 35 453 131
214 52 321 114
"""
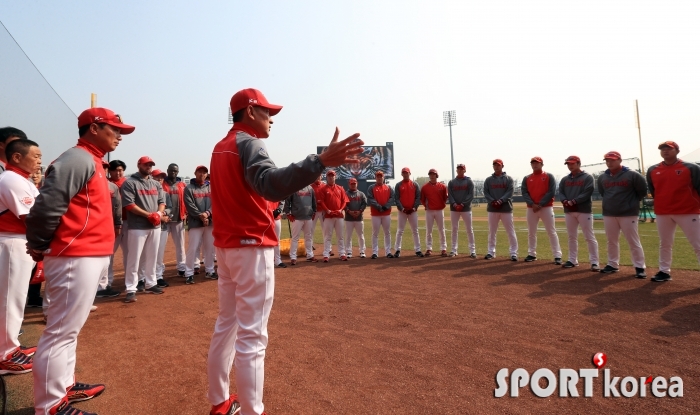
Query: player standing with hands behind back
207 88 363 415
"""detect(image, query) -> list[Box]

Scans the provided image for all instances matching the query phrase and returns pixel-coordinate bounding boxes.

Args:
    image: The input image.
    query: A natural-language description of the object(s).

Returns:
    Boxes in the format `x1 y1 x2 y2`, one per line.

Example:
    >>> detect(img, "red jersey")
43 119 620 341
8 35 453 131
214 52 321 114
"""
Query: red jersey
420 181 448 210
647 160 700 214
319 183 348 217
368 183 393 216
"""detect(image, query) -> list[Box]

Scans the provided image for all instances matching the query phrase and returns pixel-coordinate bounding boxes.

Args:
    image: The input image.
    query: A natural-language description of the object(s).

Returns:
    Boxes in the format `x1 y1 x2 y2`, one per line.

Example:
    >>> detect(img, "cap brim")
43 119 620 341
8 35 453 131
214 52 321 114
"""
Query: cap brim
106 121 135 135
262 104 283 116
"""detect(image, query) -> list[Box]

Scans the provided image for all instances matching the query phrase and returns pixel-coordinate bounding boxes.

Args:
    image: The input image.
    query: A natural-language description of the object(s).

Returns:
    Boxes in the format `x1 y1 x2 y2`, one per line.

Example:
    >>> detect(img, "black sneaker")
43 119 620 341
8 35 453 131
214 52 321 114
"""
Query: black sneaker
562 261 577 268
510 255 518 261
484 254 494 260
600 265 619 274
416 251 424 257
635 267 647 279
524 255 537 262
591 264 600 272
124 293 137 303
394 250 401 258
469 253 476 259
95 286 120 298
386 253 394 258
136 280 145 292
554 258 563 265
178 270 185 277
26 297 43 308
205 272 218 280
329 251 335 257
371 254 378 259
277 263 288 268
185 276 195 285
145 286 164 295
156 279 169 287
651 271 672 282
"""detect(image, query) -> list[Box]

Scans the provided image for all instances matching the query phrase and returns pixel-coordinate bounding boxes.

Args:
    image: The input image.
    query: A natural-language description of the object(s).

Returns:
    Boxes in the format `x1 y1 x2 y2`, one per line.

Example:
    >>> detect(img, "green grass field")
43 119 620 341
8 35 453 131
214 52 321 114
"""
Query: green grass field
280 202 699 270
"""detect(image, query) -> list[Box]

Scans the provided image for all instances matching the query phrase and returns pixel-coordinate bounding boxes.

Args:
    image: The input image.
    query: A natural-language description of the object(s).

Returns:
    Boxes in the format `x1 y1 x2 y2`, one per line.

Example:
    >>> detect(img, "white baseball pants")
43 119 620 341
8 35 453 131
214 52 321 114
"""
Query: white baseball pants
187 227 215 276
526 206 562 258
33 256 109 415
125 228 159 293
105 221 128 289
323 217 345 257
371 215 392 256
0 234 34 358
273 219 282 265
487 212 518 257
425 210 446 251
344 221 365 255
564 212 599 265
208 247 274 415
656 214 700 273
450 211 475 254
290 220 314 261
166 221 186 272
156 228 169 278
395 211 421 252
603 216 646 268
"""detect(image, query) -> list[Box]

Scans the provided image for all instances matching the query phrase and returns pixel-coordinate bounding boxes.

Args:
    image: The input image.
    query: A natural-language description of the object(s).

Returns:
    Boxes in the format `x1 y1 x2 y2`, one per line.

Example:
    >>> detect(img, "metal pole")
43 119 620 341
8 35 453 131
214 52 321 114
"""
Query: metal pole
636 100 645 174
449 121 455 180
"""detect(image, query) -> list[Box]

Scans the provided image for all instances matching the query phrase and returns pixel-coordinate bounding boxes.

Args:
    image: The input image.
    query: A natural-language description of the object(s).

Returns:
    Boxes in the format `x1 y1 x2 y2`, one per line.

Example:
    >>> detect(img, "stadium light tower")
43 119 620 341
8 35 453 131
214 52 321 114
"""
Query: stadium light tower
443 110 456 180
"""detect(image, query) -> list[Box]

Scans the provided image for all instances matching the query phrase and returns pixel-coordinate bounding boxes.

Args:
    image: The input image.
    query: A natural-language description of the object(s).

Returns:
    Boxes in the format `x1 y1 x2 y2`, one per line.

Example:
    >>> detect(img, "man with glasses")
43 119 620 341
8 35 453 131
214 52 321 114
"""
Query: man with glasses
522 157 562 264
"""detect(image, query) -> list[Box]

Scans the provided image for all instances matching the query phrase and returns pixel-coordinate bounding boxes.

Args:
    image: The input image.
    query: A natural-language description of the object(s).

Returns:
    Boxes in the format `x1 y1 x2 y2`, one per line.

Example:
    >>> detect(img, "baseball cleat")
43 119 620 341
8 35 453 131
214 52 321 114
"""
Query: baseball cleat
178 270 185 277
210 394 241 415
651 271 672 282
635 267 647 279
124 293 137 303
194 267 201 275
329 251 335 256
524 255 537 262
449 252 457 257
562 261 578 268
306 257 319 263
0 349 33 375
19 345 37 357
95 286 121 298
393 250 401 258
469 253 476 259
340 255 348 261
290 259 297 265
156 278 170 287
416 251 424 257
67 382 106 403
424 250 432 256
371 254 378 259
554 258 563 265
484 254 494 260
276 262 288 268
510 255 518 261
185 276 195 284
590 264 600 272
206 272 219 279
323 257 329 263
346 254 353 258
145 286 164 295
600 265 619 274
441 250 448 257
90 305 97 312
360 253 366 258
51 400 97 415
136 280 145 292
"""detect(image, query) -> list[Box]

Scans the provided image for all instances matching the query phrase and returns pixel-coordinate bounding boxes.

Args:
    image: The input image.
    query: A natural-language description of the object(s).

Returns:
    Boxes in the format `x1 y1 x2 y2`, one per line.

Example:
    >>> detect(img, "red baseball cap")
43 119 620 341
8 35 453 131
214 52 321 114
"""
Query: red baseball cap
456 163 466 169
78 108 135 134
375 171 384 177
137 156 155 166
152 169 166 178
326 170 336 176
230 88 283 117
492 159 504 166
195 165 209 173
401 167 411 174
428 168 439 178
658 141 679 150
564 155 581 164
530 156 543 164
349 178 358 184
603 151 621 160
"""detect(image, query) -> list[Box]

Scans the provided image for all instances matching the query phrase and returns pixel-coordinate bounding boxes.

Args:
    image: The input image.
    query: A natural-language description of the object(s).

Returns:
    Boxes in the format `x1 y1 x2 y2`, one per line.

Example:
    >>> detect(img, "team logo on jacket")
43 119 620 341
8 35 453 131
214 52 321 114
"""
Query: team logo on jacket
258 148 268 157
675 170 682 175
21 197 33 206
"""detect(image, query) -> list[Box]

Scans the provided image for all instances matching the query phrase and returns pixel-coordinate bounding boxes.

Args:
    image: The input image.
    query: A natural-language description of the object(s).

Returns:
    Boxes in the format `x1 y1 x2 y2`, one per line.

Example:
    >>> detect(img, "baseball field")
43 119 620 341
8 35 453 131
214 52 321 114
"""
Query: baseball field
6 202 699 414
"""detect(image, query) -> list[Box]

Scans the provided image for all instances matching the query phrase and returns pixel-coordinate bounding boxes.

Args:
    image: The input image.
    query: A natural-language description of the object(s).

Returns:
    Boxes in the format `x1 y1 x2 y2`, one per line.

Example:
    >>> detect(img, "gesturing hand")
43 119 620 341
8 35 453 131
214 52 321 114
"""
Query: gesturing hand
318 127 364 167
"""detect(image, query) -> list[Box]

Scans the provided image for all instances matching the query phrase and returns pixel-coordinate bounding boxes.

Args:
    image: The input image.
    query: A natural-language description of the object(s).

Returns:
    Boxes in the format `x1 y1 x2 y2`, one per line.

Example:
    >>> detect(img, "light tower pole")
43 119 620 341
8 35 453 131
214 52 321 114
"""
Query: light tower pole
443 110 456 180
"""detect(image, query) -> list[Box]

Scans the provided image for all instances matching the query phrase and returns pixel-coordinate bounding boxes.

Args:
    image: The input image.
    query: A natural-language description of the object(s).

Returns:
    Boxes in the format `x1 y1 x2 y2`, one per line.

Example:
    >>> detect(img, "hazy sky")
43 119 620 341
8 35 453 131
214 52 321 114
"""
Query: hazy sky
1 0 699 183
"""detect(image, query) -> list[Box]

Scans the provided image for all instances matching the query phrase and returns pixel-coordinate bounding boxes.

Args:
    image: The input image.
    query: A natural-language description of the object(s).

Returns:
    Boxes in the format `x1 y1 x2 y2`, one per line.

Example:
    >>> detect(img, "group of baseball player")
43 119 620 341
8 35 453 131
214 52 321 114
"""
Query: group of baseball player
0 86 699 415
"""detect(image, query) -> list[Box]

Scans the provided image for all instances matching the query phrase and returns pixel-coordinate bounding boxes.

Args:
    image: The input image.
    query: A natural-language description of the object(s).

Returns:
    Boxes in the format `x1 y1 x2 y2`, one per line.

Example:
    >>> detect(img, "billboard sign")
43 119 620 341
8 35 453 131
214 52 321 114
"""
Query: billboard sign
316 142 394 180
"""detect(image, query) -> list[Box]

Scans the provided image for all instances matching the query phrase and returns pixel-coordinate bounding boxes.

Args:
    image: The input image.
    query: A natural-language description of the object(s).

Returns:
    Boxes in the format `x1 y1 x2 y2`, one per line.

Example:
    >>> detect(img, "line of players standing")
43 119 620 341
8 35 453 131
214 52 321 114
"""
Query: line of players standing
279 145 700 282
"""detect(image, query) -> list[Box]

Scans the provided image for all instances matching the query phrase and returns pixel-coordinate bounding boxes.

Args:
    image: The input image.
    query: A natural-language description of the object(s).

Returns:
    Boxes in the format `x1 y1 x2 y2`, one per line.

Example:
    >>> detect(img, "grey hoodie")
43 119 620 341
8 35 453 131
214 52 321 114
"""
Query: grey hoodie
447 176 475 211
121 173 165 230
344 189 367 221
184 180 212 228
558 171 595 214
483 172 514 213
597 167 647 216
284 185 316 220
